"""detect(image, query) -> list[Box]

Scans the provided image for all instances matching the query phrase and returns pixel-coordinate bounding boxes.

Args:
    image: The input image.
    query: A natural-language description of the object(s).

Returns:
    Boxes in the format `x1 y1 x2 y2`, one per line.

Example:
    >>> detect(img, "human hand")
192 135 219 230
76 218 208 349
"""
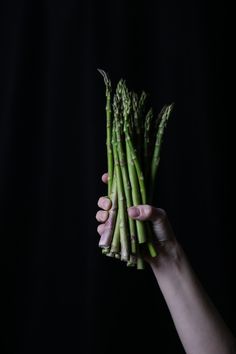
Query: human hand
96 173 178 266
96 173 112 242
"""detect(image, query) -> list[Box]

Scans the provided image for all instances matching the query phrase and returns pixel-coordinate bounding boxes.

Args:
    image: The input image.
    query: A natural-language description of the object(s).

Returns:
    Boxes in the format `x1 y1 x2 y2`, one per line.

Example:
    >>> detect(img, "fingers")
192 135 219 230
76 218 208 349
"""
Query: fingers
97 174 110 238
128 205 166 223
96 210 109 223
101 173 108 184
97 196 112 210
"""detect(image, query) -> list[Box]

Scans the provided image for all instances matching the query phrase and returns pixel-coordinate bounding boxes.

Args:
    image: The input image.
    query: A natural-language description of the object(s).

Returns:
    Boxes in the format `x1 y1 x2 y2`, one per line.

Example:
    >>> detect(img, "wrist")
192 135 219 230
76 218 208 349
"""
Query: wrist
148 239 184 272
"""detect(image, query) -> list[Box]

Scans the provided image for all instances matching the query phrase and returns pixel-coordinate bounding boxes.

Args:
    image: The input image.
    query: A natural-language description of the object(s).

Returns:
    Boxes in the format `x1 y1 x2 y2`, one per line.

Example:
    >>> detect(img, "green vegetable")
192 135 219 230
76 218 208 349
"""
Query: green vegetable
98 69 174 269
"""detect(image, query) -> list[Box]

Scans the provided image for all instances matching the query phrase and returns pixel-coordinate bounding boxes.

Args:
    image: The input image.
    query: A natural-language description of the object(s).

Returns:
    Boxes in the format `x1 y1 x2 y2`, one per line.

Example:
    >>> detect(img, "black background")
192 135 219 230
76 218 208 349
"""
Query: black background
0 1 233 353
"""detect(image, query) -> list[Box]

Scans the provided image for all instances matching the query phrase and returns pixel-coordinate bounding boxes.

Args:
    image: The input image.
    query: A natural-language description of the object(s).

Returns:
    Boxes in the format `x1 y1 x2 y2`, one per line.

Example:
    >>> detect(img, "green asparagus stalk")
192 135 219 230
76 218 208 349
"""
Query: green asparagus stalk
126 144 146 245
102 248 110 254
127 254 137 267
98 69 113 197
144 108 154 180
112 121 130 262
110 208 120 254
150 104 174 202
137 255 145 270
132 92 139 138
126 135 147 205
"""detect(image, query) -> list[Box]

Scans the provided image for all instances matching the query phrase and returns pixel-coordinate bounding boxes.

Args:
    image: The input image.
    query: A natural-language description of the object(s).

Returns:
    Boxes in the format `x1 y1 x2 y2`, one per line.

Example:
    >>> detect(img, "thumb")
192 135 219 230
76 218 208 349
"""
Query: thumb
128 205 165 222
128 205 174 242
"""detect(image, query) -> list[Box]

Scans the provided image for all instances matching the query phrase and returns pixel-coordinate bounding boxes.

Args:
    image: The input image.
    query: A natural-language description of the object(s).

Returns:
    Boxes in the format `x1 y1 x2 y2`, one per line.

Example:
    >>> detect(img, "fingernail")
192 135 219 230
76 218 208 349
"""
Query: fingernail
128 207 140 217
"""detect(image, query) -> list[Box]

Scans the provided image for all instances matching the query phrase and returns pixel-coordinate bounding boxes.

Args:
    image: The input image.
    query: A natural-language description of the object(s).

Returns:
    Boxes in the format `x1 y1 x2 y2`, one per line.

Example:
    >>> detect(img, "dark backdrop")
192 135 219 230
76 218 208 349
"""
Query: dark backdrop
0 1 233 353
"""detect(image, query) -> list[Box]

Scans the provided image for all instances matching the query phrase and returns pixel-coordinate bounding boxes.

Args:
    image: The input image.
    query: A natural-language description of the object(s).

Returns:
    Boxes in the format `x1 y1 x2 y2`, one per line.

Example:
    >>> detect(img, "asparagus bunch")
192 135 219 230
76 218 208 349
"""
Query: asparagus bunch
98 69 173 269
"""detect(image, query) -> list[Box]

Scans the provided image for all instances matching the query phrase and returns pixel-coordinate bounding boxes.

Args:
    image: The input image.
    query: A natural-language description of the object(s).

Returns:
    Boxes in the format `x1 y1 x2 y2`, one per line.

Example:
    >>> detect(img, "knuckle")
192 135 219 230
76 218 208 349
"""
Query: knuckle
158 208 167 220
143 205 153 218
155 208 167 224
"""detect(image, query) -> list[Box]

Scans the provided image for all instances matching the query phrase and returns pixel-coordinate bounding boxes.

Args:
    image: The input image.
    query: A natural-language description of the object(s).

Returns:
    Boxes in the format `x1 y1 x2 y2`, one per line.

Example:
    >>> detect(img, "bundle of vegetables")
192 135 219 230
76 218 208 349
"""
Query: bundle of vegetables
98 69 173 269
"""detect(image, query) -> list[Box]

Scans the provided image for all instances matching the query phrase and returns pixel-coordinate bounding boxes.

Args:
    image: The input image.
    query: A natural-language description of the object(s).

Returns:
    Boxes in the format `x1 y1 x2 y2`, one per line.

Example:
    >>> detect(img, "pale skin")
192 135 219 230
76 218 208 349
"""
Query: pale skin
96 173 236 354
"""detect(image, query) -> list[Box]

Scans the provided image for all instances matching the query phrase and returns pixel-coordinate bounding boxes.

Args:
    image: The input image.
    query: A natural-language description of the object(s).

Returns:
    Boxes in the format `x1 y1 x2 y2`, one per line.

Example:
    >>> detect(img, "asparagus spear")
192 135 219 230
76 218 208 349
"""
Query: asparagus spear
98 69 113 197
144 108 154 180
112 119 130 262
110 208 121 254
150 103 174 202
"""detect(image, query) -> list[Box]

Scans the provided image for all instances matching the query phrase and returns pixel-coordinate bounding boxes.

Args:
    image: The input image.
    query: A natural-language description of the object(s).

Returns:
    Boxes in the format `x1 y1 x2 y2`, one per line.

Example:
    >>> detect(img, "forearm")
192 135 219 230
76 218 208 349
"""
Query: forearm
150 241 236 354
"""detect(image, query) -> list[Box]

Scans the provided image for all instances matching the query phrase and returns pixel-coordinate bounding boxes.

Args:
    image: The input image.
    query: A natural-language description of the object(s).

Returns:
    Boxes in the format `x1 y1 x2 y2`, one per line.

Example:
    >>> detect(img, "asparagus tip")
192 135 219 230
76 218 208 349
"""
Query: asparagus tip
97 68 111 88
